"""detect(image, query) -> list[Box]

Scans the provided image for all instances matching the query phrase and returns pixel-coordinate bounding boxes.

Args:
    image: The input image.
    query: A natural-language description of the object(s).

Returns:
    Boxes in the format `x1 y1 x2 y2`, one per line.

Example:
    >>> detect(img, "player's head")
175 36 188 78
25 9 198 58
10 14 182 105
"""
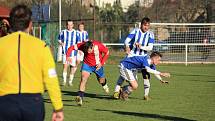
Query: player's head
140 17 150 32
78 22 85 31
9 4 32 32
150 51 162 65
66 19 74 30
83 41 93 53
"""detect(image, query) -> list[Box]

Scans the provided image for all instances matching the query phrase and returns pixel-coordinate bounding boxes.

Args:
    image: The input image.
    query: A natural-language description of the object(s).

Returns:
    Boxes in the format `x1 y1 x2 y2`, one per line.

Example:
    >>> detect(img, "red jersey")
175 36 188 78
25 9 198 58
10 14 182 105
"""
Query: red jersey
66 40 109 66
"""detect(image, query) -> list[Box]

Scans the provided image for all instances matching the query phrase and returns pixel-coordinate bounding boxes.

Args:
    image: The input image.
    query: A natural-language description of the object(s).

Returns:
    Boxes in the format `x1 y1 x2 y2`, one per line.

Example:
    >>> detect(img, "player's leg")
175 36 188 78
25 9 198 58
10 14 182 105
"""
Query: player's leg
68 56 78 86
142 69 151 100
76 63 92 106
113 76 125 99
62 55 69 86
119 66 138 100
95 67 109 94
121 80 138 100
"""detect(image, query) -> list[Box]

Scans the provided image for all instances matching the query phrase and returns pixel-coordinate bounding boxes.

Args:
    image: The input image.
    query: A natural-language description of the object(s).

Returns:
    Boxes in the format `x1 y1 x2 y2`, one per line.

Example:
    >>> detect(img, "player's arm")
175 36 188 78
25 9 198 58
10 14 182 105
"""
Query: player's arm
66 42 84 58
145 66 170 78
85 31 89 42
96 43 109 71
58 31 64 46
42 45 63 112
124 29 136 54
76 31 81 44
137 43 153 51
154 74 169 84
100 43 109 66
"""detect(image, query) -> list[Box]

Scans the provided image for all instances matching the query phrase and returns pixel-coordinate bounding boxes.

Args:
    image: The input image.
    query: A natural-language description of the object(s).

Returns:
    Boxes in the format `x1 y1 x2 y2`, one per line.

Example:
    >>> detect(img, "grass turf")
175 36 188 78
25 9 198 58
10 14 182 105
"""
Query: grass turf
43 63 215 121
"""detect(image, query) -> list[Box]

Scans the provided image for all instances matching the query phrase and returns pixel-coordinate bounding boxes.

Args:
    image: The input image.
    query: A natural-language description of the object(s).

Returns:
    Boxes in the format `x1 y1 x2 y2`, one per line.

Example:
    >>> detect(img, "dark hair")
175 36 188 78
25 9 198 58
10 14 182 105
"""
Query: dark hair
78 22 84 26
83 41 93 53
141 17 150 25
9 5 32 31
66 19 73 25
150 51 162 58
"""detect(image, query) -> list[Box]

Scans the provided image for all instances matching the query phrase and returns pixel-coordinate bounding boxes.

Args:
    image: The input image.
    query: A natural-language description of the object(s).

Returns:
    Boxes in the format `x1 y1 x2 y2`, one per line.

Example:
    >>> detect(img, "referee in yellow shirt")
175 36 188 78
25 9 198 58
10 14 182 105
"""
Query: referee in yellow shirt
0 5 64 121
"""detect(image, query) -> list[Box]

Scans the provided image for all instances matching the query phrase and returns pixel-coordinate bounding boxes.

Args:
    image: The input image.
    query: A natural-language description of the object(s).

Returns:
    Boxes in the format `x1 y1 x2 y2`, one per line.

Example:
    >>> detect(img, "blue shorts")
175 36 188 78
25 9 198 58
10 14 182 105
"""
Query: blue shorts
81 63 105 78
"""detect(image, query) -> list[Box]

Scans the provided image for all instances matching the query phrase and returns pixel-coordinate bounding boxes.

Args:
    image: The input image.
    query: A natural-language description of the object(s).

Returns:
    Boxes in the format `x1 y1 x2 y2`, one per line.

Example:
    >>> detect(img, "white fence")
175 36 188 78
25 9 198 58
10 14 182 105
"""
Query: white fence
104 43 215 65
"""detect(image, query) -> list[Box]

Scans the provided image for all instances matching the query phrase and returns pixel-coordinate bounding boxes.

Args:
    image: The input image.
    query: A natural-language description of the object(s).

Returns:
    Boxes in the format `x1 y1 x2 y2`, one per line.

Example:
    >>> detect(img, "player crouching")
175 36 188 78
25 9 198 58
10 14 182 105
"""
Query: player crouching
114 51 170 100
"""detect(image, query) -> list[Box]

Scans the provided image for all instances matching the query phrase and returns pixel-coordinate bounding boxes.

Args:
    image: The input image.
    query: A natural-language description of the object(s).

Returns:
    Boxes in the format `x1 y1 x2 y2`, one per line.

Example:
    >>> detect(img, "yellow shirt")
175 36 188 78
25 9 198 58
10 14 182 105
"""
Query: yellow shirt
0 31 63 111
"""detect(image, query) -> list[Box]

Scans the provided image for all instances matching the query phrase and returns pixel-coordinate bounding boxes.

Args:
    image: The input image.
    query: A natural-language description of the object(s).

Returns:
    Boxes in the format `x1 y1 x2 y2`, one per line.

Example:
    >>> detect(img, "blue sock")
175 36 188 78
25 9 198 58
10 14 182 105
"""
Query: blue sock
78 91 84 99
122 85 132 95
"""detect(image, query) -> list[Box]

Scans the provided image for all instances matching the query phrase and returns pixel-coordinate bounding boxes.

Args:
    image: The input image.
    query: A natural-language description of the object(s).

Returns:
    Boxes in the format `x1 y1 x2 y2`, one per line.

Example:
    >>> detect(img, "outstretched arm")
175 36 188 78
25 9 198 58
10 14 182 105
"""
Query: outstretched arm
66 42 84 58
154 74 169 84
145 66 170 78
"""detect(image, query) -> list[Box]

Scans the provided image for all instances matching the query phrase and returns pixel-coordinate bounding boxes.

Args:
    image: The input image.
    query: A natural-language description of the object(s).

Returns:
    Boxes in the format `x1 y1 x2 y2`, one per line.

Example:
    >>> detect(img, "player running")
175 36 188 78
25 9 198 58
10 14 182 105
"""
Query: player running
58 20 79 86
66 40 109 106
116 51 170 100
114 17 156 99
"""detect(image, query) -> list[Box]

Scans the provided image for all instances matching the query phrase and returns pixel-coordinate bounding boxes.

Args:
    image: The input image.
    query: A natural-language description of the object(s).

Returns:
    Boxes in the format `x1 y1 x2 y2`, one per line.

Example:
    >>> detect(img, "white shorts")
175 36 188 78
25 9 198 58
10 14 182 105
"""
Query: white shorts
119 64 138 82
62 54 77 66
77 50 84 61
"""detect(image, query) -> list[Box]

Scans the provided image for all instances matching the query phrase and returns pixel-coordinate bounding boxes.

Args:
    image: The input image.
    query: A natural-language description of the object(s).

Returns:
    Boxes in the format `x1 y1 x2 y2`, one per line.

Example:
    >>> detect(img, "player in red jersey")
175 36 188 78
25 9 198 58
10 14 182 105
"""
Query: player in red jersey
66 40 109 105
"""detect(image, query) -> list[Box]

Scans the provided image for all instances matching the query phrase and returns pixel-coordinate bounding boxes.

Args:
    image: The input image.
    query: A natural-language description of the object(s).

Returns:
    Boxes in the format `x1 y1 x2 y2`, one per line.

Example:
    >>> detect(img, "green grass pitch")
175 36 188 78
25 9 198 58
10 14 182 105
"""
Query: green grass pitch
43 63 215 121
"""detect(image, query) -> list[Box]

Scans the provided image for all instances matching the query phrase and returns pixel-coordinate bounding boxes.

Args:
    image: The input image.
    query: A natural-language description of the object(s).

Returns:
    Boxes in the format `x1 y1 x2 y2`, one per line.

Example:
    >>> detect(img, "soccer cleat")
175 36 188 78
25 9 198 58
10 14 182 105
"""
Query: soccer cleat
143 96 151 101
120 91 129 101
113 92 120 99
75 96 83 106
102 84 110 94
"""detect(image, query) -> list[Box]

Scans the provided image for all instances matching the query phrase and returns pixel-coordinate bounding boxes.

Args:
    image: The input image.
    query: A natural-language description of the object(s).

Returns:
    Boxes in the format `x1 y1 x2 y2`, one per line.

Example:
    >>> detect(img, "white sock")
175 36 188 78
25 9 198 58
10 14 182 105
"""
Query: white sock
144 79 150 96
103 84 108 89
69 74 74 83
63 72 67 83
114 85 121 92
114 76 124 92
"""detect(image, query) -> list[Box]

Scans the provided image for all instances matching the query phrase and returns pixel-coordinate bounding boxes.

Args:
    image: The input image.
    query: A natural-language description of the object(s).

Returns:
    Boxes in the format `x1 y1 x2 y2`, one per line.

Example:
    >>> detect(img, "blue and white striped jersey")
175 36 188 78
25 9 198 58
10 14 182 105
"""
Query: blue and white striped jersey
58 29 79 56
124 28 155 56
120 56 159 75
121 56 150 70
120 55 163 80
77 30 89 43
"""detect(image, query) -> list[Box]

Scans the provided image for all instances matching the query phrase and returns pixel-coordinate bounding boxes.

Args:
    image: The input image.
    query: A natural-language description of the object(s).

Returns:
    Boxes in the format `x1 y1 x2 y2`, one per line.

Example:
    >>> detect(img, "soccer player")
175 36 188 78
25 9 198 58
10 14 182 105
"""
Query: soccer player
76 22 89 66
66 40 109 106
113 17 155 99
125 17 154 56
117 51 170 100
58 20 79 86
77 22 89 43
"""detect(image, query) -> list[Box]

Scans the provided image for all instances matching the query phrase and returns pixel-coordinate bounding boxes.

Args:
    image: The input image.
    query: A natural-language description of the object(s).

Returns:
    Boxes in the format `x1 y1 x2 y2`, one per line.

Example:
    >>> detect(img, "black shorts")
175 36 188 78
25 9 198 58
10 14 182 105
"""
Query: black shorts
141 69 151 79
0 93 45 121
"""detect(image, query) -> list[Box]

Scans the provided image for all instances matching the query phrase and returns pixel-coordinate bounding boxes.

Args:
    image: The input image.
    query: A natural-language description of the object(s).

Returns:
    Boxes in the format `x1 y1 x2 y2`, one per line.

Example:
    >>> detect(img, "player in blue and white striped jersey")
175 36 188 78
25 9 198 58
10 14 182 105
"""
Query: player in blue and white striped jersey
125 17 155 57
114 17 156 98
117 52 170 100
77 22 89 43
76 22 89 66
58 20 80 86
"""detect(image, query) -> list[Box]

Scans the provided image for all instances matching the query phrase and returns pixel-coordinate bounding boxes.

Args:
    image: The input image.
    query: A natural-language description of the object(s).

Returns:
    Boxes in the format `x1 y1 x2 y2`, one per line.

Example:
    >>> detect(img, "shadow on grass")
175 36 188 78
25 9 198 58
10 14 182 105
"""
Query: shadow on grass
61 91 113 100
95 109 196 121
172 73 215 78
43 98 80 107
